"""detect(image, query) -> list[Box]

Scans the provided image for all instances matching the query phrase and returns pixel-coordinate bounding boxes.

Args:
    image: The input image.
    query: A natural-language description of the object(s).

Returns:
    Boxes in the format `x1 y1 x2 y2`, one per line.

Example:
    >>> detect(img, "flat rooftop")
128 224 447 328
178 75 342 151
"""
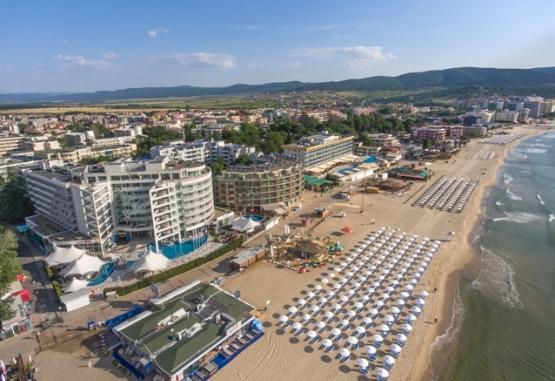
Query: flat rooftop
115 282 253 376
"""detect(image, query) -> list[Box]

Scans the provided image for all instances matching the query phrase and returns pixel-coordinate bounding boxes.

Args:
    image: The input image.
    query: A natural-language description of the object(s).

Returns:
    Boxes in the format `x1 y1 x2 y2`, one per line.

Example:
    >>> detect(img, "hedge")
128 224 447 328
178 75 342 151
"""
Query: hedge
105 236 244 296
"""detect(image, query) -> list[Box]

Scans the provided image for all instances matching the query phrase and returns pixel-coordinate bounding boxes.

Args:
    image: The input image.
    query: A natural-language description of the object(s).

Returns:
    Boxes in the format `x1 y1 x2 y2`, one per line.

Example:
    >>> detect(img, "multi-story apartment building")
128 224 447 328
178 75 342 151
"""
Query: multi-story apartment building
85 157 215 251
410 127 447 143
495 111 519 123
282 134 354 169
23 168 114 254
0 135 26 157
36 144 136 163
150 140 256 166
23 156 215 254
213 158 303 213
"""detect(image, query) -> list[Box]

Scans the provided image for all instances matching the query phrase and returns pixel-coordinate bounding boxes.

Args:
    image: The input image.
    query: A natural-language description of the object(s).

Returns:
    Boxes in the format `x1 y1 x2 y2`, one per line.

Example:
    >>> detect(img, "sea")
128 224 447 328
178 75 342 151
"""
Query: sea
430 130 555 381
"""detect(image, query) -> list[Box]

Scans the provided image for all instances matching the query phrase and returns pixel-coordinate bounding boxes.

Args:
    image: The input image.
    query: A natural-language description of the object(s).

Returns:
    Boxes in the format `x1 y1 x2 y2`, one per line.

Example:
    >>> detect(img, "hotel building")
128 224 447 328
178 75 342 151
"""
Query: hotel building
282 134 355 170
213 158 303 213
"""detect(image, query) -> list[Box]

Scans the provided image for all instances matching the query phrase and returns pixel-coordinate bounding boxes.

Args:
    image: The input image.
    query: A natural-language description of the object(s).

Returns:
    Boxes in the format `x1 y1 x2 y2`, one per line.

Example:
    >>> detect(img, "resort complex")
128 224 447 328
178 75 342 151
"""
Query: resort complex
283 134 356 172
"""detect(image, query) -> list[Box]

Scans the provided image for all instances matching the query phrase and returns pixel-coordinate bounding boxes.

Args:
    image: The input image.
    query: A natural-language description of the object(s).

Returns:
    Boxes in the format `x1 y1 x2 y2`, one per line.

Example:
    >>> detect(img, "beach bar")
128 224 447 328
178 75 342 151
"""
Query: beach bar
111 281 262 381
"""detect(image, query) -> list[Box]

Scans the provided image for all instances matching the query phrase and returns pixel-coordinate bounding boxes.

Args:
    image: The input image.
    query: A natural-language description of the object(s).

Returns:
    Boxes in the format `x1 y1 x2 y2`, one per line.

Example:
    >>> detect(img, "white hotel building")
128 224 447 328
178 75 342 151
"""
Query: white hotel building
23 156 215 254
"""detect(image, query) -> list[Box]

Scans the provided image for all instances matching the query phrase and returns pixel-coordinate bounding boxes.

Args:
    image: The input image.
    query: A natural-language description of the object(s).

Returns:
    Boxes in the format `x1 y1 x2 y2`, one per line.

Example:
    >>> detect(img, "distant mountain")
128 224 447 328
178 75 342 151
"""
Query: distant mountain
2 66 555 104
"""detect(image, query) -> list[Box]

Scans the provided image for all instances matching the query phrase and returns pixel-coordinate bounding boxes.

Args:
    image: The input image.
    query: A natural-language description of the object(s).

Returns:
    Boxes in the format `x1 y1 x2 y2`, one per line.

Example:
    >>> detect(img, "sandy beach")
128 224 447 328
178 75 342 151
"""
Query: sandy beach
19 126 547 381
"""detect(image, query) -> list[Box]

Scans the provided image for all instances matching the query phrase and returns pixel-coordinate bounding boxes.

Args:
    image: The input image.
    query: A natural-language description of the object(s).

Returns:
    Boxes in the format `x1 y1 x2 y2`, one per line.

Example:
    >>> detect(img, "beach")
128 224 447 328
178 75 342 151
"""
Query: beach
20 126 548 381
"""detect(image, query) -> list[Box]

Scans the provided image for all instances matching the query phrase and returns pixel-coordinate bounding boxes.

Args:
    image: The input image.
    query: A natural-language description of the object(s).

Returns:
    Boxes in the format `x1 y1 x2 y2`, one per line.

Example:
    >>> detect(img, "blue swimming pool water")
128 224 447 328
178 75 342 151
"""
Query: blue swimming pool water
244 214 264 222
88 261 117 286
364 155 378 164
338 167 355 175
148 235 209 260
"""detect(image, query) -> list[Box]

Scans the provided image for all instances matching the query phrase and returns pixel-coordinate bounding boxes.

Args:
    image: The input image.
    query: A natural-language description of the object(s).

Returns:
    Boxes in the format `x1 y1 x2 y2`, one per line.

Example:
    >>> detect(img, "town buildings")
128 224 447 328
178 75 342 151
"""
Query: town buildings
150 140 256 166
282 134 355 170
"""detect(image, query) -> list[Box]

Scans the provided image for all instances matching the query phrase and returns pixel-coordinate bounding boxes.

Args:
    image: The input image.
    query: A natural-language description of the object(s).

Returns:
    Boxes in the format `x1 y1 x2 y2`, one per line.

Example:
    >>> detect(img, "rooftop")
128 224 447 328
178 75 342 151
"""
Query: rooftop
115 281 253 376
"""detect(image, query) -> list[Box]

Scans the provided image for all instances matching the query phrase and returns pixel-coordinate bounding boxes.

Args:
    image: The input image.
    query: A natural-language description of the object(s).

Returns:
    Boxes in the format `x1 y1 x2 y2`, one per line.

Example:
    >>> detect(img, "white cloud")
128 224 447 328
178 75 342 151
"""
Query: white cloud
147 26 169 39
102 50 118 60
296 45 397 67
161 52 235 68
54 54 112 70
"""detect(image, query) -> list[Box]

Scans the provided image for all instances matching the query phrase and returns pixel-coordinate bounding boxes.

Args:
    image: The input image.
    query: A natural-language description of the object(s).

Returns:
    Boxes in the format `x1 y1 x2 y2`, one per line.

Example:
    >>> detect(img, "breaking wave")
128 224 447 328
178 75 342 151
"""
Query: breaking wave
503 173 514 186
473 247 523 309
536 194 545 206
506 186 522 201
493 212 543 224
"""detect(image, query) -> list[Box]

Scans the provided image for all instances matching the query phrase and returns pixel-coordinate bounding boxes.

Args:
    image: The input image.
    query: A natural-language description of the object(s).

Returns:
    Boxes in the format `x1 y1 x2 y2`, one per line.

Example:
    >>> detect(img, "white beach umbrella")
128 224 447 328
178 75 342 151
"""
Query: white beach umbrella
338 348 350 361
322 338 333 350
365 345 377 357
405 285 414 291
311 305 321 315
302 313 312 322
297 298 307 307
292 322 302 333
376 367 390 380
412 306 422 316
278 315 288 326
390 344 402 357
306 291 316 300
339 319 350 328
373 334 384 345
391 306 401 315
362 316 373 327
355 326 366 337
396 333 408 345
347 310 357 320
384 315 395 325
369 308 379 317
340 295 349 304
376 300 385 309
378 324 390 334
406 314 417 323
354 302 364 311
347 289 356 297
326 291 335 299
347 336 359 348
396 299 406 307
315 321 326 332
319 296 328 305
332 303 342 312
357 357 369 371
306 330 317 341
400 323 413 333
383 355 396 369
418 290 429 298
331 327 341 339
324 311 334 322
416 298 426 306
314 285 322 292
288 306 298 316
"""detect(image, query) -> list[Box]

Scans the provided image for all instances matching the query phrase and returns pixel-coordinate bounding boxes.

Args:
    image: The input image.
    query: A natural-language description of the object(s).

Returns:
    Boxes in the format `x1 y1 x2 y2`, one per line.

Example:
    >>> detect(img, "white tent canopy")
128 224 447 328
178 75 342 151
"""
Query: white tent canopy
232 216 261 233
63 277 89 293
133 249 169 274
60 254 105 277
45 245 86 267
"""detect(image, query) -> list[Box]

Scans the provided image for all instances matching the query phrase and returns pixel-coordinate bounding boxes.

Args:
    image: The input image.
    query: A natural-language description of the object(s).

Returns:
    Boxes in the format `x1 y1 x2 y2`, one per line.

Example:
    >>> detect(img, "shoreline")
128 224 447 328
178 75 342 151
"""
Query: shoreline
412 127 550 381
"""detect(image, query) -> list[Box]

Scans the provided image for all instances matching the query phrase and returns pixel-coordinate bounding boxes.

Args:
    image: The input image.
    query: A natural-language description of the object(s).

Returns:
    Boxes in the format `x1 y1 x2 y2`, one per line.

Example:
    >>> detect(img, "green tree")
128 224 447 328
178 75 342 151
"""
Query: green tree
0 175 34 224
135 126 182 157
210 159 226 176
233 155 253 165
0 227 21 322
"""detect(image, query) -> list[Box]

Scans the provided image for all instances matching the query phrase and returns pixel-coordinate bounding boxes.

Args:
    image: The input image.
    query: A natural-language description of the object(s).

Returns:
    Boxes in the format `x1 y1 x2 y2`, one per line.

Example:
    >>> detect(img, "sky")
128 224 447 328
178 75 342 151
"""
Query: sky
1 0 555 93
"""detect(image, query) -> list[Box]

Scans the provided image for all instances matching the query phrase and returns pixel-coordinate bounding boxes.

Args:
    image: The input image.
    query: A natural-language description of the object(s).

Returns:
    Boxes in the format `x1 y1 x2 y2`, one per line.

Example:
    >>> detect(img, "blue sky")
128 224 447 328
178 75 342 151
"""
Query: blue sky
1 0 555 93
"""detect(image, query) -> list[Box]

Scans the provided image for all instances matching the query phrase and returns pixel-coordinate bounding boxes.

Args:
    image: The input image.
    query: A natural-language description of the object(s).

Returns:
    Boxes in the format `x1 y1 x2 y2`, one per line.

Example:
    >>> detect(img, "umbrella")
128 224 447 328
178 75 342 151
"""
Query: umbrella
332 303 342 312
376 367 389 380
297 298 307 307
383 355 396 369
396 333 408 345
326 291 336 299
406 314 417 323
391 306 401 315
302 313 312 322
340 295 349 304
331 327 341 339
288 306 298 315
396 299 406 307
306 291 316 300
418 290 429 298
376 300 385 309
400 291 410 298
355 326 366 337
369 308 379 317
378 324 390 333
319 296 328 305
412 306 422 316
362 316 373 327
292 322 302 333
373 334 384 344
311 305 321 314
278 315 288 325
390 344 402 357
405 285 414 291
347 289 356 296
400 323 413 333
347 336 359 348
338 348 350 361
365 345 377 356
354 302 364 311
314 285 322 292
324 311 334 321
306 330 317 341
321 278 329 284
339 319 350 328
322 339 333 351
384 315 395 324
315 321 326 332
347 310 357 320
416 298 426 306
357 358 369 372
362 295 370 303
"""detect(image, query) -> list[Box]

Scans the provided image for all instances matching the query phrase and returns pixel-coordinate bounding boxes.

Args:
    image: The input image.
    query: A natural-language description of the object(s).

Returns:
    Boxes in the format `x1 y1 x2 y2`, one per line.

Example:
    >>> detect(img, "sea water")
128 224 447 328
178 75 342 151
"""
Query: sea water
431 131 555 381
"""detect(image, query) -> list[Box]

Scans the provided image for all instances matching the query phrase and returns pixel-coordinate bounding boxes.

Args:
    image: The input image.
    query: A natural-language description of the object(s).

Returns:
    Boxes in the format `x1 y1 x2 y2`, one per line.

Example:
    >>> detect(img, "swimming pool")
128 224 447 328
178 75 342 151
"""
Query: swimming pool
88 262 117 286
244 214 264 222
148 235 209 260
363 155 378 164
